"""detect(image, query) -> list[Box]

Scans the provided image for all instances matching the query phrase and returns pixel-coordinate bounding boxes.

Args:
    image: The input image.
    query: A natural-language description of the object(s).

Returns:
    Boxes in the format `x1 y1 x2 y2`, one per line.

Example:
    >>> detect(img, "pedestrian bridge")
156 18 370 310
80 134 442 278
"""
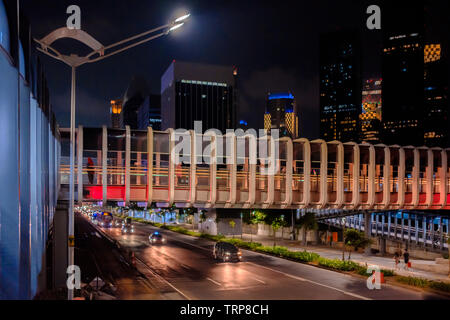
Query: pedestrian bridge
60 126 450 211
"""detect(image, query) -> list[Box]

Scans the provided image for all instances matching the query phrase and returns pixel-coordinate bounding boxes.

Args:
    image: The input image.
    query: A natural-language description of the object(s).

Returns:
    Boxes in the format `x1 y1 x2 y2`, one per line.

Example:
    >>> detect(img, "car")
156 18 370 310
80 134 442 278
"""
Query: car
121 224 135 234
213 242 242 262
149 232 166 245
113 219 123 228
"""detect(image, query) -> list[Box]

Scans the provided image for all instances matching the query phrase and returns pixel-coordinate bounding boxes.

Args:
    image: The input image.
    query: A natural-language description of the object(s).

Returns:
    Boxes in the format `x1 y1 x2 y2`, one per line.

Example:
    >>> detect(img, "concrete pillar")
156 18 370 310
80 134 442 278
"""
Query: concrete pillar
387 212 391 239
439 217 444 250
431 216 435 249
394 213 398 239
381 213 385 236
415 215 419 245
364 212 372 255
423 216 427 247
380 237 386 256
408 214 411 244
400 212 405 241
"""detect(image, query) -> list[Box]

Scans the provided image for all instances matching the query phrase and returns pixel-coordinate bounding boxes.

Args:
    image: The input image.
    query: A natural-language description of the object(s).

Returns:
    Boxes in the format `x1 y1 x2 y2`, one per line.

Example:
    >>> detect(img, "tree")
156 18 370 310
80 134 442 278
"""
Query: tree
297 212 318 247
183 207 197 230
243 210 264 242
344 229 372 260
229 220 236 238
270 216 287 247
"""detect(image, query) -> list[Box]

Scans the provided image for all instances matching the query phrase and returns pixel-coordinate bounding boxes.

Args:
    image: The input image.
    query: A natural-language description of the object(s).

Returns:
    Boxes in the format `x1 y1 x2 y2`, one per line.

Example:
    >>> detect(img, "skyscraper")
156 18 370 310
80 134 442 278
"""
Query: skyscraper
120 75 150 129
264 92 299 138
161 60 237 133
137 94 162 131
360 79 382 143
319 30 362 142
110 99 123 129
381 3 425 146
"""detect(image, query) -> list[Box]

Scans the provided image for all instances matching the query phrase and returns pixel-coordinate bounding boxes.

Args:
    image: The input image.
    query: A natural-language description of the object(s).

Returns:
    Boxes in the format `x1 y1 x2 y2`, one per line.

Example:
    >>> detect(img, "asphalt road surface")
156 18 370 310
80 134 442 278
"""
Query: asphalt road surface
75 213 161 299
95 218 447 300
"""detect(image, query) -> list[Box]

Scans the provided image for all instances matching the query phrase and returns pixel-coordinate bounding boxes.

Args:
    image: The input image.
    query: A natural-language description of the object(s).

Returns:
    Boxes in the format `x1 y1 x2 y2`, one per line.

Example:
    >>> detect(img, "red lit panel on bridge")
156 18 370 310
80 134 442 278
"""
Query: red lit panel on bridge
84 186 125 201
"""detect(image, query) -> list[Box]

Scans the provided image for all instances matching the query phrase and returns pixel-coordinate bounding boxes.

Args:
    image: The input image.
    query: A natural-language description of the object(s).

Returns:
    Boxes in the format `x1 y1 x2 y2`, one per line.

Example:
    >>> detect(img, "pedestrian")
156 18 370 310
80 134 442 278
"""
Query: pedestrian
403 249 410 270
87 157 95 184
394 252 400 270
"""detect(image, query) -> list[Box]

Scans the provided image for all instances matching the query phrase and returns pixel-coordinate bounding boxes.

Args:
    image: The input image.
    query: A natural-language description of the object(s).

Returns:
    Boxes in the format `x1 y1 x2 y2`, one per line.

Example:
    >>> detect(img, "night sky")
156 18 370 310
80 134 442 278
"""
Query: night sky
20 0 449 139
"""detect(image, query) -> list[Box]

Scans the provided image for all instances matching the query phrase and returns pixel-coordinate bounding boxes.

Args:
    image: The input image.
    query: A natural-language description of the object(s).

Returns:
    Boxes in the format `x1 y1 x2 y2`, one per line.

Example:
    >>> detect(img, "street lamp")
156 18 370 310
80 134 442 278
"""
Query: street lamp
35 13 190 300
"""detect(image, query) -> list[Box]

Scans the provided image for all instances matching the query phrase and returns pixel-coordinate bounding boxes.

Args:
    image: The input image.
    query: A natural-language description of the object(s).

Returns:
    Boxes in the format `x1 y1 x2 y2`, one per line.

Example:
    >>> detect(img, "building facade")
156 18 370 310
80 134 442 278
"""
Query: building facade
423 43 448 147
381 3 425 146
264 92 299 138
161 60 237 133
319 30 362 142
137 94 162 131
110 99 123 129
360 79 382 143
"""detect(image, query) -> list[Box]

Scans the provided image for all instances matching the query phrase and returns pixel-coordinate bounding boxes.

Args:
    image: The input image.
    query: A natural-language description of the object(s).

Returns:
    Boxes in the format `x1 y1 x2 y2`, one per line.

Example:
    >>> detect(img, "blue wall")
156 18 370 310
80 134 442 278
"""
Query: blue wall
0 35 60 300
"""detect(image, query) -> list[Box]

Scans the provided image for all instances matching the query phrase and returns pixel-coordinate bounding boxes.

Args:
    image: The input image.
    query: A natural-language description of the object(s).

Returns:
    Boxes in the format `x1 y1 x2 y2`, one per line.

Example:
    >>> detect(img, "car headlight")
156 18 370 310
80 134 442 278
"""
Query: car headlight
225 252 231 255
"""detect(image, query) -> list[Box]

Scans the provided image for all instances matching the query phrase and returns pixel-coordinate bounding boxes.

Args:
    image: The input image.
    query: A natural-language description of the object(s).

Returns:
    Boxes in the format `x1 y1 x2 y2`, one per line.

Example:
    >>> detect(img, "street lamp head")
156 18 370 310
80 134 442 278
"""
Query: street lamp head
175 13 190 23
169 23 185 33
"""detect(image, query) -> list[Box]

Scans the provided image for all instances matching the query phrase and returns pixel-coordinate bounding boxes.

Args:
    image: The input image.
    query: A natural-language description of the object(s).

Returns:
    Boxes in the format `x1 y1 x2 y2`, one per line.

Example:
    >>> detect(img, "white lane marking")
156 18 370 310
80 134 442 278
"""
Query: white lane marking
245 261 371 300
135 224 372 300
206 277 222 286
253 278 266 285
135 256 192 300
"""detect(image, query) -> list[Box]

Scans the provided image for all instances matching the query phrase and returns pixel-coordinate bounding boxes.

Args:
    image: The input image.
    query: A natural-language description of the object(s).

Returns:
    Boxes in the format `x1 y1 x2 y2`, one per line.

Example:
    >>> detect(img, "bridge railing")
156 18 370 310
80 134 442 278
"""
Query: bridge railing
60 126 450 210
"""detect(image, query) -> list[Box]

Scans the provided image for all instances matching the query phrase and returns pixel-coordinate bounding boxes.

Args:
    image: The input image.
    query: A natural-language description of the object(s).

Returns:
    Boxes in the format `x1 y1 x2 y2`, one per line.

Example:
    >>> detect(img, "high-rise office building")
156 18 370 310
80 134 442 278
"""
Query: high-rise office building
360 79 382 143
264 93 299 138
319 30 362 142
137 94 162 131
110 99 123 129
120 76 150 129
423 43 448 147
381 3 425 146
161 60 237 133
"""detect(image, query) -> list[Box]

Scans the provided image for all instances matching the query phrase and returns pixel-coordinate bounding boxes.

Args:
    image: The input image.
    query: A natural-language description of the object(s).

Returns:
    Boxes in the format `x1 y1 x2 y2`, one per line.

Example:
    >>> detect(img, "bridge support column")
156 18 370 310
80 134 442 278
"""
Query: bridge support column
423 216 427 248
415 215 419 245
364 212 372 256
408 214 412 244
387 212 391 239
379 237 386 256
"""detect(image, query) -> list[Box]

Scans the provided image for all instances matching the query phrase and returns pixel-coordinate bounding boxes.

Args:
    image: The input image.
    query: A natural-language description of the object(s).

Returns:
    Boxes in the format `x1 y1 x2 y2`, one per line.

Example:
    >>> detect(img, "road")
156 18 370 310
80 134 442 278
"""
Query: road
75 213 161 299
94 218 446 300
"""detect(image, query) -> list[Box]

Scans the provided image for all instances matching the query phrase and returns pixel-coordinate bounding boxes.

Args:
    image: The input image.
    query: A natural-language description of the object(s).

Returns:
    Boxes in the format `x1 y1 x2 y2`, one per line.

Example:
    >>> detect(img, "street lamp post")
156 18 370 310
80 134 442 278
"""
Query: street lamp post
35 13 190 300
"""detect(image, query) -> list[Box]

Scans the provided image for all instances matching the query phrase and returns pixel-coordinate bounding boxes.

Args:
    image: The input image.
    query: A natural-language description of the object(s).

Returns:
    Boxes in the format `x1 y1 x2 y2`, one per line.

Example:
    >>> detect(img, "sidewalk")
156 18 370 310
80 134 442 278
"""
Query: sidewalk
233 232 450 283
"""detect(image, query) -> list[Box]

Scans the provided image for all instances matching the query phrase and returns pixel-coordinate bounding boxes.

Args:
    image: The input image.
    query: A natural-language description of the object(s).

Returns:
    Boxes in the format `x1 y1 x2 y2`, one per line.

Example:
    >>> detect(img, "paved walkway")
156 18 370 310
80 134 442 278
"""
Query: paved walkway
234 233 450 282
166 222 450 282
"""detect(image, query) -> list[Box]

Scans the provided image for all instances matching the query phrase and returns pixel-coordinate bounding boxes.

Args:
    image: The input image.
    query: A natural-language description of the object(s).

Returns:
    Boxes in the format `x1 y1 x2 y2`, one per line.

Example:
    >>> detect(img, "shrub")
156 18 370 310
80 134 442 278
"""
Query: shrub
396 276 429 288
318 258 361 271
428 281 450 293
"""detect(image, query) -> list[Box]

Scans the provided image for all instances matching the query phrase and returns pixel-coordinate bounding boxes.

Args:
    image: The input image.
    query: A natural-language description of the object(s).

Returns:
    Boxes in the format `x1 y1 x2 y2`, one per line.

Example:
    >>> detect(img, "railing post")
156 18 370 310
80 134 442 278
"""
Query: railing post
77 125 83 204
189 130 197 206
147 127 153 207
102 126 107 204
125 126 131 206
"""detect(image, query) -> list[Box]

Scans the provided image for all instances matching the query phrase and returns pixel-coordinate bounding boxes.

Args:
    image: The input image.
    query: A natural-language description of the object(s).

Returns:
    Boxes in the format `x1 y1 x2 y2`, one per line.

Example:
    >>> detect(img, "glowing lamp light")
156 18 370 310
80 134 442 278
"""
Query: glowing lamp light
169 23 184 32
175 13 191 23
